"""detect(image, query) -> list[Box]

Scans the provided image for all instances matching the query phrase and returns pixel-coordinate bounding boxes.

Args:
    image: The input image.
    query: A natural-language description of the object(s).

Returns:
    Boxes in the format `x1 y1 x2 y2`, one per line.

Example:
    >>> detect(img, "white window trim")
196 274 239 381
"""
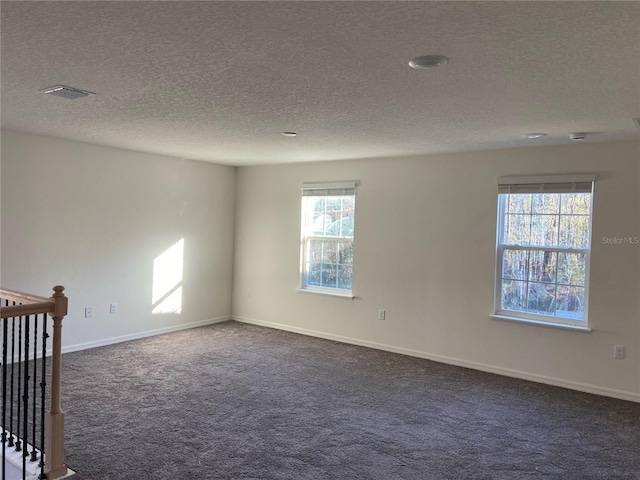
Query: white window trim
493 176 594 328
490 314 591 332
299 181 356 297
296 287 355 299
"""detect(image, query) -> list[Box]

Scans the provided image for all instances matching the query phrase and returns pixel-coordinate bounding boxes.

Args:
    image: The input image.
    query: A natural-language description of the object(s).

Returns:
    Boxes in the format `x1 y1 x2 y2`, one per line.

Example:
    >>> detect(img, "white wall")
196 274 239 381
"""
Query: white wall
232 140 640 402
1 130 236 350
2 131 638 401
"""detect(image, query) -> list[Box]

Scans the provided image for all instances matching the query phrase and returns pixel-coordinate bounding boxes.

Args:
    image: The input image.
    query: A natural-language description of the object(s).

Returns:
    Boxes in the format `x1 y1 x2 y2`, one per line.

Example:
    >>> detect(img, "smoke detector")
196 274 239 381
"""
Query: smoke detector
524 133 547 139
42 85 94 99
569 132 587 141
409 55 449 69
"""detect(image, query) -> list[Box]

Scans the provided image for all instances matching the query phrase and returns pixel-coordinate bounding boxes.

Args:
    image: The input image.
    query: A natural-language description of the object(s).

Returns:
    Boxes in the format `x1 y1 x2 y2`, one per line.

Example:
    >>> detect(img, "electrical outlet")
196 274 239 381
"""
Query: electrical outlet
84 306 93 319
378 309 386 321
614 345 625 360
109 303 118 314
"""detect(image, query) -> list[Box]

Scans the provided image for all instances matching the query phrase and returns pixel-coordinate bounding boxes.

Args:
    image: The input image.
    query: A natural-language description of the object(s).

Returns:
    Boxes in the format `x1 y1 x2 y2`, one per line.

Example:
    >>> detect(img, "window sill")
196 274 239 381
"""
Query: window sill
296 288 354 299
491 314 591 332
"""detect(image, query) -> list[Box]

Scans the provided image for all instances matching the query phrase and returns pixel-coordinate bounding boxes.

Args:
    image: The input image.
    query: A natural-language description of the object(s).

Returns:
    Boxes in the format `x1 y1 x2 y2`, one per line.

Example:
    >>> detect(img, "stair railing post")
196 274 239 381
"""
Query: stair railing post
44 286 68 479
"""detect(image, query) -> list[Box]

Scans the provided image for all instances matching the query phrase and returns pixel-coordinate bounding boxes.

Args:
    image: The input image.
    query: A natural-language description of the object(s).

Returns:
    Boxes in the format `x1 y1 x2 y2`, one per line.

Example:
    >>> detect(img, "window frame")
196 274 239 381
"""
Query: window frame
493 175 595 329
298 182 356 298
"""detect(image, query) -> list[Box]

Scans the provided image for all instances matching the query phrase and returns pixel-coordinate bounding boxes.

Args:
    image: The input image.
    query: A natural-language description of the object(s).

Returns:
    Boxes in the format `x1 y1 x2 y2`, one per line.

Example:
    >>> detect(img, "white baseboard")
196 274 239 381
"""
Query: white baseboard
60 316 231 355
233 315 640 404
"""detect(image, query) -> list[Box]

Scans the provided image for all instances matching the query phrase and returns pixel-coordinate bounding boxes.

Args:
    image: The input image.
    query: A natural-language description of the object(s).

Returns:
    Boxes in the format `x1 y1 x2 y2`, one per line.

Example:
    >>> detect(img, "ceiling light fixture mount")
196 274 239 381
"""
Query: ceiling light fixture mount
408 55 449 69
42 85 94 99
282 132 297 137
524 133 547 139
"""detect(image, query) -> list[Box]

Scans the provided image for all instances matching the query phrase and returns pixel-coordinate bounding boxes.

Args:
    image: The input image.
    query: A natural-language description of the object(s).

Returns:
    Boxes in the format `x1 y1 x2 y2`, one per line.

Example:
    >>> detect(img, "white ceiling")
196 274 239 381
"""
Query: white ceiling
2 1 639 166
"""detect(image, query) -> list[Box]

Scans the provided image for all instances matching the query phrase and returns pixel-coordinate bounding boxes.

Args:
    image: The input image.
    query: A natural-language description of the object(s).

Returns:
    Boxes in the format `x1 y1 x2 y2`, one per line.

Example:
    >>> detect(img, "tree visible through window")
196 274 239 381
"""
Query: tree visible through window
300 182 356 296
495 176 594 326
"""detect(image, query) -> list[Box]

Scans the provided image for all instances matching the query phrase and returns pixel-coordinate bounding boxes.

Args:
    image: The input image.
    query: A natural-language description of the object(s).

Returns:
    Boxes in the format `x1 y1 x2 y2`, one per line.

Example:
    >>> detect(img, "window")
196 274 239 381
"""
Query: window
494 175 594 328
300 182 356 297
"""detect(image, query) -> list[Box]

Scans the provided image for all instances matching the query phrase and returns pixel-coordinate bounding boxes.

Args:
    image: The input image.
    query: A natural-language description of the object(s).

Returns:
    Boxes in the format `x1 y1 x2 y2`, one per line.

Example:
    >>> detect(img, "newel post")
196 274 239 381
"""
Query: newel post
45 285 68 479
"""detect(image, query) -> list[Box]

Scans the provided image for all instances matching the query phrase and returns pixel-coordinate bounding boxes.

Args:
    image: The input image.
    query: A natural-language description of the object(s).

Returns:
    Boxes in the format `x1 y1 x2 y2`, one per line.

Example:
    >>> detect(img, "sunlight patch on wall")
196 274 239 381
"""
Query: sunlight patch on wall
152 238 184 314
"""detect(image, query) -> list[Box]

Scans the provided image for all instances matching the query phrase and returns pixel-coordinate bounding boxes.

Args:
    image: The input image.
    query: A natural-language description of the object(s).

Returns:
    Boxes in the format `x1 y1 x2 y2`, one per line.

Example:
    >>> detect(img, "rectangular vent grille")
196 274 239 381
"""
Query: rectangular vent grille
42 85 93 99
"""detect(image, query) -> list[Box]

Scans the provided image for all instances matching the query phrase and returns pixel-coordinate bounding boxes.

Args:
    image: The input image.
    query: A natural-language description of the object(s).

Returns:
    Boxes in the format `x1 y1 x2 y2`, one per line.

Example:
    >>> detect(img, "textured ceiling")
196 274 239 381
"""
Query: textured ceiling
1 1 639 166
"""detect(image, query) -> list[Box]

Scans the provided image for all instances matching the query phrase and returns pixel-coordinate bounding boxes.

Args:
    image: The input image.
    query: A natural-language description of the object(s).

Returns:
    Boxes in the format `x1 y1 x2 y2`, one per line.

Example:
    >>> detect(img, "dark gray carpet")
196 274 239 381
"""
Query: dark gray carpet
60 321 639 480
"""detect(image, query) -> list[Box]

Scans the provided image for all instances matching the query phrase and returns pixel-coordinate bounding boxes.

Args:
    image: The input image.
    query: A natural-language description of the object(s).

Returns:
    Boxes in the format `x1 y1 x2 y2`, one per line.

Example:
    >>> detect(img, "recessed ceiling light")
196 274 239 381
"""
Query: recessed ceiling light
282 132 297 137
408 55 449 69
41 85 94 99
524 133 547 139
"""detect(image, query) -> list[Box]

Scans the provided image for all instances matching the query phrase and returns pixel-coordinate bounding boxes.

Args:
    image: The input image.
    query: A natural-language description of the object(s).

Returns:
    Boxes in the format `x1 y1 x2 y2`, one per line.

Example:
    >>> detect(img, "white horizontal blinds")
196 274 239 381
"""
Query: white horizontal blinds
498 175 594 194
301 182 356 197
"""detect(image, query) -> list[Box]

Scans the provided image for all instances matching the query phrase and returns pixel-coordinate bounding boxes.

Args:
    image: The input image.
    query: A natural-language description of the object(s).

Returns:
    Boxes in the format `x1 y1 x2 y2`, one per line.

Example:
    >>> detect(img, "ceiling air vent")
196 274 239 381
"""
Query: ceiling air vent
42 85 94 99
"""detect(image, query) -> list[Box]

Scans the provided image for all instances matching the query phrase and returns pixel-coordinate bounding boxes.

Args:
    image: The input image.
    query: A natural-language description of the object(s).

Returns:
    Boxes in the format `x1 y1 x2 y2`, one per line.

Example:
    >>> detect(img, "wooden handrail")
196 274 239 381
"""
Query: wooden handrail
0 286 68 319
0 285 68 479
0 288 50 305
0 301 55 318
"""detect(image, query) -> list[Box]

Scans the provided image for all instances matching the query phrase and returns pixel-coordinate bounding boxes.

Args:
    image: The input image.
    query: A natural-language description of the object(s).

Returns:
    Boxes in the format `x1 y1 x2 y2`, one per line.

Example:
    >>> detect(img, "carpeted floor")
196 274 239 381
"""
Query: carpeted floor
60 321 639 480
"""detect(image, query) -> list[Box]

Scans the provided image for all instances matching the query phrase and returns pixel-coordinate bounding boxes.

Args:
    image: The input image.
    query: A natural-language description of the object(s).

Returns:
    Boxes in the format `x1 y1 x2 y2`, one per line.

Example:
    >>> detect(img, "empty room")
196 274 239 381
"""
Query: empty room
1 1 639 479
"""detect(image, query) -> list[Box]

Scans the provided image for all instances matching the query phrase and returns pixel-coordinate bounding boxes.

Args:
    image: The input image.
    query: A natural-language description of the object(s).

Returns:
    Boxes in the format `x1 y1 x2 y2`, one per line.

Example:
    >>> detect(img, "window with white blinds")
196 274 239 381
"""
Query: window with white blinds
299 182 356 297
494 175 594 327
